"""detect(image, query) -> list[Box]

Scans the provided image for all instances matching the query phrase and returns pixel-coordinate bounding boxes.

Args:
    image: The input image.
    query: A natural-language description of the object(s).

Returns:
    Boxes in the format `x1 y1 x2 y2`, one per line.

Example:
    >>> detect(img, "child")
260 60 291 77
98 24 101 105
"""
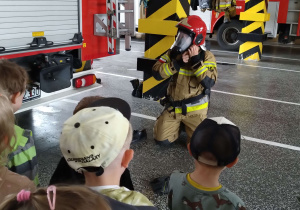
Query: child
0 59 39 186
0 185 111 210
167 117 246 209
0 185 159 210
50 96 134 191
0 95 36 203
59 104 156 208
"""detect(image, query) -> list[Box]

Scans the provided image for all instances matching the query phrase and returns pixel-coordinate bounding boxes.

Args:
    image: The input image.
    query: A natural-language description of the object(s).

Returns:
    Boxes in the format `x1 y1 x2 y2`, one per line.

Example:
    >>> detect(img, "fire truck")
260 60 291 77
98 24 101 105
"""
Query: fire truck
190 0 300 50
0 0 135 102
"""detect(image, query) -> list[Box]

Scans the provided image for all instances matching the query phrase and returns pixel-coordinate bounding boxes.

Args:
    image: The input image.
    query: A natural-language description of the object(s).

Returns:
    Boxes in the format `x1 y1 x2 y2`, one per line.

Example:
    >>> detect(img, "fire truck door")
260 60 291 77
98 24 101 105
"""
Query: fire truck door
81 0 117 61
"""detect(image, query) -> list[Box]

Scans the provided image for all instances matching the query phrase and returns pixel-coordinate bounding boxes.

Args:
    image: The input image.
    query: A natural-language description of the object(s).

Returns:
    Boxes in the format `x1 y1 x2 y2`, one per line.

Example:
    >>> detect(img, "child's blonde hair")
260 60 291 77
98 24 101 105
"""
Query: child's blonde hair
0 95 16 165
0 59 28 98
0 185 111 210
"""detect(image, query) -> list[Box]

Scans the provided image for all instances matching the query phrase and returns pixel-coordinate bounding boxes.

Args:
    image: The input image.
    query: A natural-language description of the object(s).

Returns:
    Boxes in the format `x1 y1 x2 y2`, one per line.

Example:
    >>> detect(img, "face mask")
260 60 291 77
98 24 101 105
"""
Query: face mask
170 31 193 59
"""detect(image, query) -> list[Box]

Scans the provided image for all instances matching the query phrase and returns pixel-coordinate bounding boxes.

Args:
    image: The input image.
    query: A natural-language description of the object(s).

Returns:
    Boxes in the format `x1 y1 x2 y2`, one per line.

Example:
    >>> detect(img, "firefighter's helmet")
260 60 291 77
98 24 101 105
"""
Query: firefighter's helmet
170 15 207 58
176 15 207 46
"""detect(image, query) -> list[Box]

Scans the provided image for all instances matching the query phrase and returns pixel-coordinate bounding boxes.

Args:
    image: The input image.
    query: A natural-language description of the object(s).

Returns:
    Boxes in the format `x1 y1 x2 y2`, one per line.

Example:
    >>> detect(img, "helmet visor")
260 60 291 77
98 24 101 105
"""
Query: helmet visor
171 30 193 53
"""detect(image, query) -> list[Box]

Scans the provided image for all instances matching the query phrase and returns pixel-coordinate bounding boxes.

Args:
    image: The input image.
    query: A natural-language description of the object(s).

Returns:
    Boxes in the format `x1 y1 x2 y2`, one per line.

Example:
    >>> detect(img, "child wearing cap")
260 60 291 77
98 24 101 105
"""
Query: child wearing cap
167 117 246 210
150 117 245 209
0 59 39 186
50 96 134 191
59 106 155 207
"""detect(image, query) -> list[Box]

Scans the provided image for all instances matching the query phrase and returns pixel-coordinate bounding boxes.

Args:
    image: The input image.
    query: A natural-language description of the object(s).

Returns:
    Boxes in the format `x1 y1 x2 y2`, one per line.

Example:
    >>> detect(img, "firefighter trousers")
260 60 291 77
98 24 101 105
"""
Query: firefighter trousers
154 107 207 144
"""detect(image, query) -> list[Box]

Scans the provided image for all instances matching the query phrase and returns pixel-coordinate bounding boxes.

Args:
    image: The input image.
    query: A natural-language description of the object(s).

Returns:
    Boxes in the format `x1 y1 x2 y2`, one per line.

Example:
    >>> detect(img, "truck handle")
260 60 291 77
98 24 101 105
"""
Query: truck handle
70 33 83 44
28 37 54 48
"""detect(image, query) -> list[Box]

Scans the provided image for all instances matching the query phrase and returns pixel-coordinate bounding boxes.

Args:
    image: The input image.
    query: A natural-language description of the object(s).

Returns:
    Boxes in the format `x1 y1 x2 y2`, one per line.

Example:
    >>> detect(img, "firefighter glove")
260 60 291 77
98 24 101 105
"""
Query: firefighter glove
190 50 205 66
172 59 181 71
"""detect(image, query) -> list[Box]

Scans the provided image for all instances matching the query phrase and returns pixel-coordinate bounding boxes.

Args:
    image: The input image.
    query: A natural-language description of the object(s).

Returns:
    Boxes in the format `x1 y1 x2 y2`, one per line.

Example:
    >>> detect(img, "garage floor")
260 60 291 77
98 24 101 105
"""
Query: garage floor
16 39 300 209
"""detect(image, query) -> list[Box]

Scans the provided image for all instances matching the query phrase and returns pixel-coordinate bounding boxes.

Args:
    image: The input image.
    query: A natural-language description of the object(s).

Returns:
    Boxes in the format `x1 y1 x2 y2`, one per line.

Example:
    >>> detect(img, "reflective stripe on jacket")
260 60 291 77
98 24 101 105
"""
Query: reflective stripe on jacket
215 0 232 10
7 125 39 186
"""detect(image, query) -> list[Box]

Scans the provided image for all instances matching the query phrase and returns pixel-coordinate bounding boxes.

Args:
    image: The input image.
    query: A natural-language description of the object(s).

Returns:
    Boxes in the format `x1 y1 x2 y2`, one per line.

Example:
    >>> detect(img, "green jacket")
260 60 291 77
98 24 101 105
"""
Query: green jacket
7 125 39 186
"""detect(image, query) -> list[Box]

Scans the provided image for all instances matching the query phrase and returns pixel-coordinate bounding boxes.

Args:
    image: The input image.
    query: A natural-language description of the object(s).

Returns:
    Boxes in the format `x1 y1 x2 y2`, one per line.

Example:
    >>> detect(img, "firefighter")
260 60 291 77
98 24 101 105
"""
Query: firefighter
192 0 236 23
152 15 217 145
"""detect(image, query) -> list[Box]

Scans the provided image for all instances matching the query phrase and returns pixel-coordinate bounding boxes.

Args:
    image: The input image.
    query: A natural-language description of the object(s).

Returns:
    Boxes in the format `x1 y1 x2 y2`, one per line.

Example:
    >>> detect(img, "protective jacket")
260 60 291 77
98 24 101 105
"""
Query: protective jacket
152 49 217 115
192 0 235 11
7 125 39 186
215 0 233 11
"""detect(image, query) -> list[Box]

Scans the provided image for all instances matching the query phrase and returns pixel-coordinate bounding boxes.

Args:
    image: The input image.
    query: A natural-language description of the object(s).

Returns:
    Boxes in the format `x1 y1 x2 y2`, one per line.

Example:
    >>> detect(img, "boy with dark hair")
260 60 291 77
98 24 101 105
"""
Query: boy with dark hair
152 117 245 210
59 98 155 208
0 59 39 186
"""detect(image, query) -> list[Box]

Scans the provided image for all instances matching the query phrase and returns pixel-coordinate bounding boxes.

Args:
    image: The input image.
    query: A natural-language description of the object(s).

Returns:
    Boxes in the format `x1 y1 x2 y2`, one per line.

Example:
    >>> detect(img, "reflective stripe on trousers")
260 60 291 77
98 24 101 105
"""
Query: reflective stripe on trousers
173 95 209 114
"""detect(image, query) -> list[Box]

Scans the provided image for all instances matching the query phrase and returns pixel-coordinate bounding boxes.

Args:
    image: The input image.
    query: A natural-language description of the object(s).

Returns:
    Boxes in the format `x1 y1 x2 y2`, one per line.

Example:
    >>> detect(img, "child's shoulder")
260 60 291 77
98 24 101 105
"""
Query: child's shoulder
11 125 33 149
0 166 35 190
101 187 154 207
219 186 245 208
171 170 186 176
170 171 187 182
14 125 33 136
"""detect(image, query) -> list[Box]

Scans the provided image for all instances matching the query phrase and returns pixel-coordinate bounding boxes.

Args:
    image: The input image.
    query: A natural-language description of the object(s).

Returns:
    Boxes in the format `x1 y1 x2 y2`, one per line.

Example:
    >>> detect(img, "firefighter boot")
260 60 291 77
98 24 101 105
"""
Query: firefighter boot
135 82 143 98
155 139 172 146
130 79 140 97
132 129 147 144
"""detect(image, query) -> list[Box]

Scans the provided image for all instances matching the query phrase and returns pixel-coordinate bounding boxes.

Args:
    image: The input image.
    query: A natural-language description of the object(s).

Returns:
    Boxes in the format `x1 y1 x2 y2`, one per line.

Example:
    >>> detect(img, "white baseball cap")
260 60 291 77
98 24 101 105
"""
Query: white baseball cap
60 106 130 175
209 116 236 126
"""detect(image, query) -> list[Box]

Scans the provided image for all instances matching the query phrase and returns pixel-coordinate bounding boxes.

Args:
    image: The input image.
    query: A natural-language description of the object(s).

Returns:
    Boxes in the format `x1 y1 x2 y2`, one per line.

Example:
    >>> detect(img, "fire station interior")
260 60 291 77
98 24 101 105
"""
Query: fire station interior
1 0 299 209
15 37 300 209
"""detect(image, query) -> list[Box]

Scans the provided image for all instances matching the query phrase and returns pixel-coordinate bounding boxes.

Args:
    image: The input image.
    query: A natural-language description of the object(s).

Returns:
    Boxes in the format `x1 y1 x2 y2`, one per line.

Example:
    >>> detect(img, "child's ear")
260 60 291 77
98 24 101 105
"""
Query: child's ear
121 149 134 168
11 92 21 104
226 157 239 168
187 143 193 157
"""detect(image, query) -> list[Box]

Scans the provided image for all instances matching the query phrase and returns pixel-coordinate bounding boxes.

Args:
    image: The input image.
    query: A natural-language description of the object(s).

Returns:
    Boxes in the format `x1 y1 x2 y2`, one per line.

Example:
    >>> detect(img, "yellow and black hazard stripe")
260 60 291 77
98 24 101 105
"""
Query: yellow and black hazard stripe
139 0 191 59
146 0 190 20
238 0 270 61
137 0 191 99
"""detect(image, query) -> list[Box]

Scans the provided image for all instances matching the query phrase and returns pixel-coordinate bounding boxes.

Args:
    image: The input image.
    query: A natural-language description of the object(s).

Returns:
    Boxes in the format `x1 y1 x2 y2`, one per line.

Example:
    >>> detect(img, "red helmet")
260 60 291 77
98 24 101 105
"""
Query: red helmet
176 15 207 46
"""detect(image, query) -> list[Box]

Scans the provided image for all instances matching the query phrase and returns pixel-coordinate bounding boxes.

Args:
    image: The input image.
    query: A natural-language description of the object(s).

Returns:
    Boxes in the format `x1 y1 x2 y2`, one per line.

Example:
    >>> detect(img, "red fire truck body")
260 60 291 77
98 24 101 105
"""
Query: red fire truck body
190 0 300 50
0 0 135 101
0 0 115 62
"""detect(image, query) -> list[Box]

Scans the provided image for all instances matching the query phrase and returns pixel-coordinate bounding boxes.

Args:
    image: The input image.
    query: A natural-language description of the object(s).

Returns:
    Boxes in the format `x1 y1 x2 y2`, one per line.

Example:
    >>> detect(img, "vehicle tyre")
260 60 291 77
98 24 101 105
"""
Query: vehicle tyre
217 20 243 51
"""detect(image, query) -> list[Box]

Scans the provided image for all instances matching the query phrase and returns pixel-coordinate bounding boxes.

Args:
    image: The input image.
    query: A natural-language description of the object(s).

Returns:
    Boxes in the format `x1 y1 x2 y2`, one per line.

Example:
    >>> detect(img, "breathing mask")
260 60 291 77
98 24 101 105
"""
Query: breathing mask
170 30 194 59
